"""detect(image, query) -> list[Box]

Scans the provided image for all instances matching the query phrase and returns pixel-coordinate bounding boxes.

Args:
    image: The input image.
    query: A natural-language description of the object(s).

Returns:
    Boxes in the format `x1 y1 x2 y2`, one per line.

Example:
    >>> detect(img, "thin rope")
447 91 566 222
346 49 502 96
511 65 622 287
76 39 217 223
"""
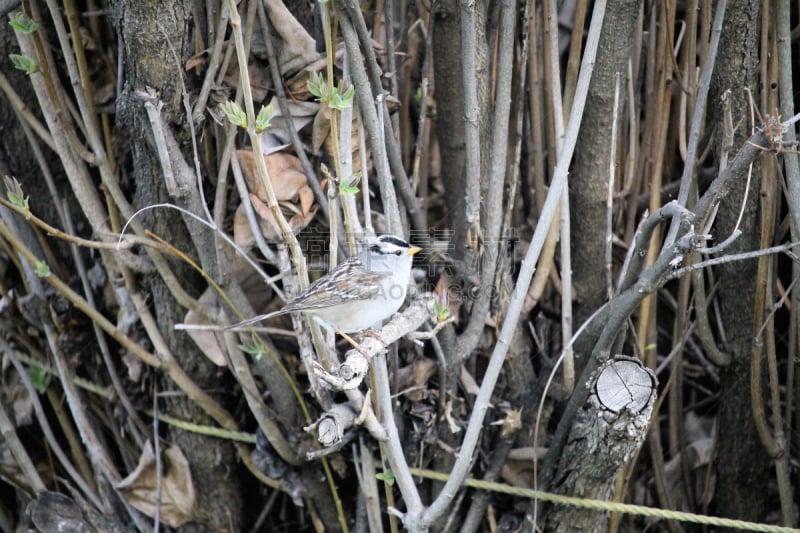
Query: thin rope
409 468 800 532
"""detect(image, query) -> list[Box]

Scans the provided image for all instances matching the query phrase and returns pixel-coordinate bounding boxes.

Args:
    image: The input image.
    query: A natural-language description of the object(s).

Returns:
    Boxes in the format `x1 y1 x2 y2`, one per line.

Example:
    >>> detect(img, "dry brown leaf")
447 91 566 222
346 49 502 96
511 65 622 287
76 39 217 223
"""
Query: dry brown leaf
184 48 210 71
260 97 318 153
248 195 281 241
395 359 438 402
246 194 317 241
117 440 197 528
233 203 256 249
183 288 228 367
236 150 317 241
223 62 271 103
311 104 331 154
285 56 329 98
310 108 365 176
237 150 312 209
263 0 319 76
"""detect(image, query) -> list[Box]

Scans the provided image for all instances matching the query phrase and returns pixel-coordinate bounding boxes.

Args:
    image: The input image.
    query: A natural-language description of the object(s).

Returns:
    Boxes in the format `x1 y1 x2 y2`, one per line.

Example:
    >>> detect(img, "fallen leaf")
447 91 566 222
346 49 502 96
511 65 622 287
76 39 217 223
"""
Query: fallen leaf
262 0 319 76
117 440 197 528
237 150 313 211
236 150 317 241
285 56 330 98
311 104 331 154
233 203 257 249
183 288 228 367
223 62 271 103
395 359 437 402
310 107 365 176
185 47 210 71
259 97 318 153
248 194 317 241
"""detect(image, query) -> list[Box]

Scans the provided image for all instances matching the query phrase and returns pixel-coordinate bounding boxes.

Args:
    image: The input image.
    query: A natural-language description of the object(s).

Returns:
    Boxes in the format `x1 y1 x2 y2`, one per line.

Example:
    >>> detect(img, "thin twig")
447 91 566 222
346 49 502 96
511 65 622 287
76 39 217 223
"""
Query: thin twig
460 0 481 233
454 0 517 359
663 0 727 247
336 6 402 233
191 1 230 123
336 0 426 235
256 0 329 218
668 241 800 280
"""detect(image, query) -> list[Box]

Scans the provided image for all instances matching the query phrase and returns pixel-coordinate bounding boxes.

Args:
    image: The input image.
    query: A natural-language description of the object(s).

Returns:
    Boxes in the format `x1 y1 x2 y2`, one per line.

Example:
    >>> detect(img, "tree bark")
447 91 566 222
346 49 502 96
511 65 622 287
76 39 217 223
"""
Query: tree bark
708 0 768 526
432 0 467 257
113 1 243 530
570 0 642 331
544 357 657 532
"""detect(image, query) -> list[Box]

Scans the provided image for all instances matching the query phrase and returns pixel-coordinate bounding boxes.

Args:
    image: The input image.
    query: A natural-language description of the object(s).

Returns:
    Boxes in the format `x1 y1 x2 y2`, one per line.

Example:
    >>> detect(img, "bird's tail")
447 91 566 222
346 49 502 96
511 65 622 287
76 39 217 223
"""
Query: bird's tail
224 309 286 331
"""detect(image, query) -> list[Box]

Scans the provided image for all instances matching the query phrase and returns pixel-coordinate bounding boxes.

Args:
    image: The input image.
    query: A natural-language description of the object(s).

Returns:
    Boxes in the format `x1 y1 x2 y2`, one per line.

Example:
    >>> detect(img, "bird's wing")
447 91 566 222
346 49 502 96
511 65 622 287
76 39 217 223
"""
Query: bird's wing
225 257 387 330
283 256 386 311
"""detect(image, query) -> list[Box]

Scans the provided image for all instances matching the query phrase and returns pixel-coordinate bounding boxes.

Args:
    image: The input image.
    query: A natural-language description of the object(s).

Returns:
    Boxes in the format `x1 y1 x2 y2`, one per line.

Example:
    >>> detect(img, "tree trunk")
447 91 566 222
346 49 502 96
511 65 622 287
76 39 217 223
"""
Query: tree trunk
708 0 768 525
113 1 243 529
570 0 642 331
432 0 467 258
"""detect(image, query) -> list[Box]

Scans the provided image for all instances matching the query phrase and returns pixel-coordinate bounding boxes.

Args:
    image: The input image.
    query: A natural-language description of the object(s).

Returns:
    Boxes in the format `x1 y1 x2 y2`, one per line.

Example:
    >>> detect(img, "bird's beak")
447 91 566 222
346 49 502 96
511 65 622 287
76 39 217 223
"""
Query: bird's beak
408 245 422 256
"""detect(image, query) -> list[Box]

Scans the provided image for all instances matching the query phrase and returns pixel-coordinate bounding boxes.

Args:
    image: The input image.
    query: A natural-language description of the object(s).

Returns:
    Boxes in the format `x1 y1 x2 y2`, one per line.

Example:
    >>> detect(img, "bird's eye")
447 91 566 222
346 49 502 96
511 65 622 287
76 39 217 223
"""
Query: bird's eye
395 250 402 256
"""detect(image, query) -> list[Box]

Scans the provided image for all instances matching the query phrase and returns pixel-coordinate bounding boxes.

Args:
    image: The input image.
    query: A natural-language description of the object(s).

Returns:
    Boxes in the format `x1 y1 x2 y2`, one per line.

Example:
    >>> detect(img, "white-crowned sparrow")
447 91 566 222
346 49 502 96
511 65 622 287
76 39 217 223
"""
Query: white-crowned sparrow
228 235 421 333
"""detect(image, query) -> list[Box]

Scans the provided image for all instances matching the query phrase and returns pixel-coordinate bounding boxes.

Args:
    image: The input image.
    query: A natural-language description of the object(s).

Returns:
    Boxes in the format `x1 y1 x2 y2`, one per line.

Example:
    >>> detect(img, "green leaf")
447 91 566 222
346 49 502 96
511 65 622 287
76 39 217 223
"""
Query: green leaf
28 365 51 394
34 261 50 277
340 84 355 105
239 343 265 360
220 100 247 128
5 176 29 211
255 104 274 134
327 82 354 111
339 173 361 195
375 470 395 486
434 301 451 322
9 12 38 34
307 71 327 101
9 54 39 75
